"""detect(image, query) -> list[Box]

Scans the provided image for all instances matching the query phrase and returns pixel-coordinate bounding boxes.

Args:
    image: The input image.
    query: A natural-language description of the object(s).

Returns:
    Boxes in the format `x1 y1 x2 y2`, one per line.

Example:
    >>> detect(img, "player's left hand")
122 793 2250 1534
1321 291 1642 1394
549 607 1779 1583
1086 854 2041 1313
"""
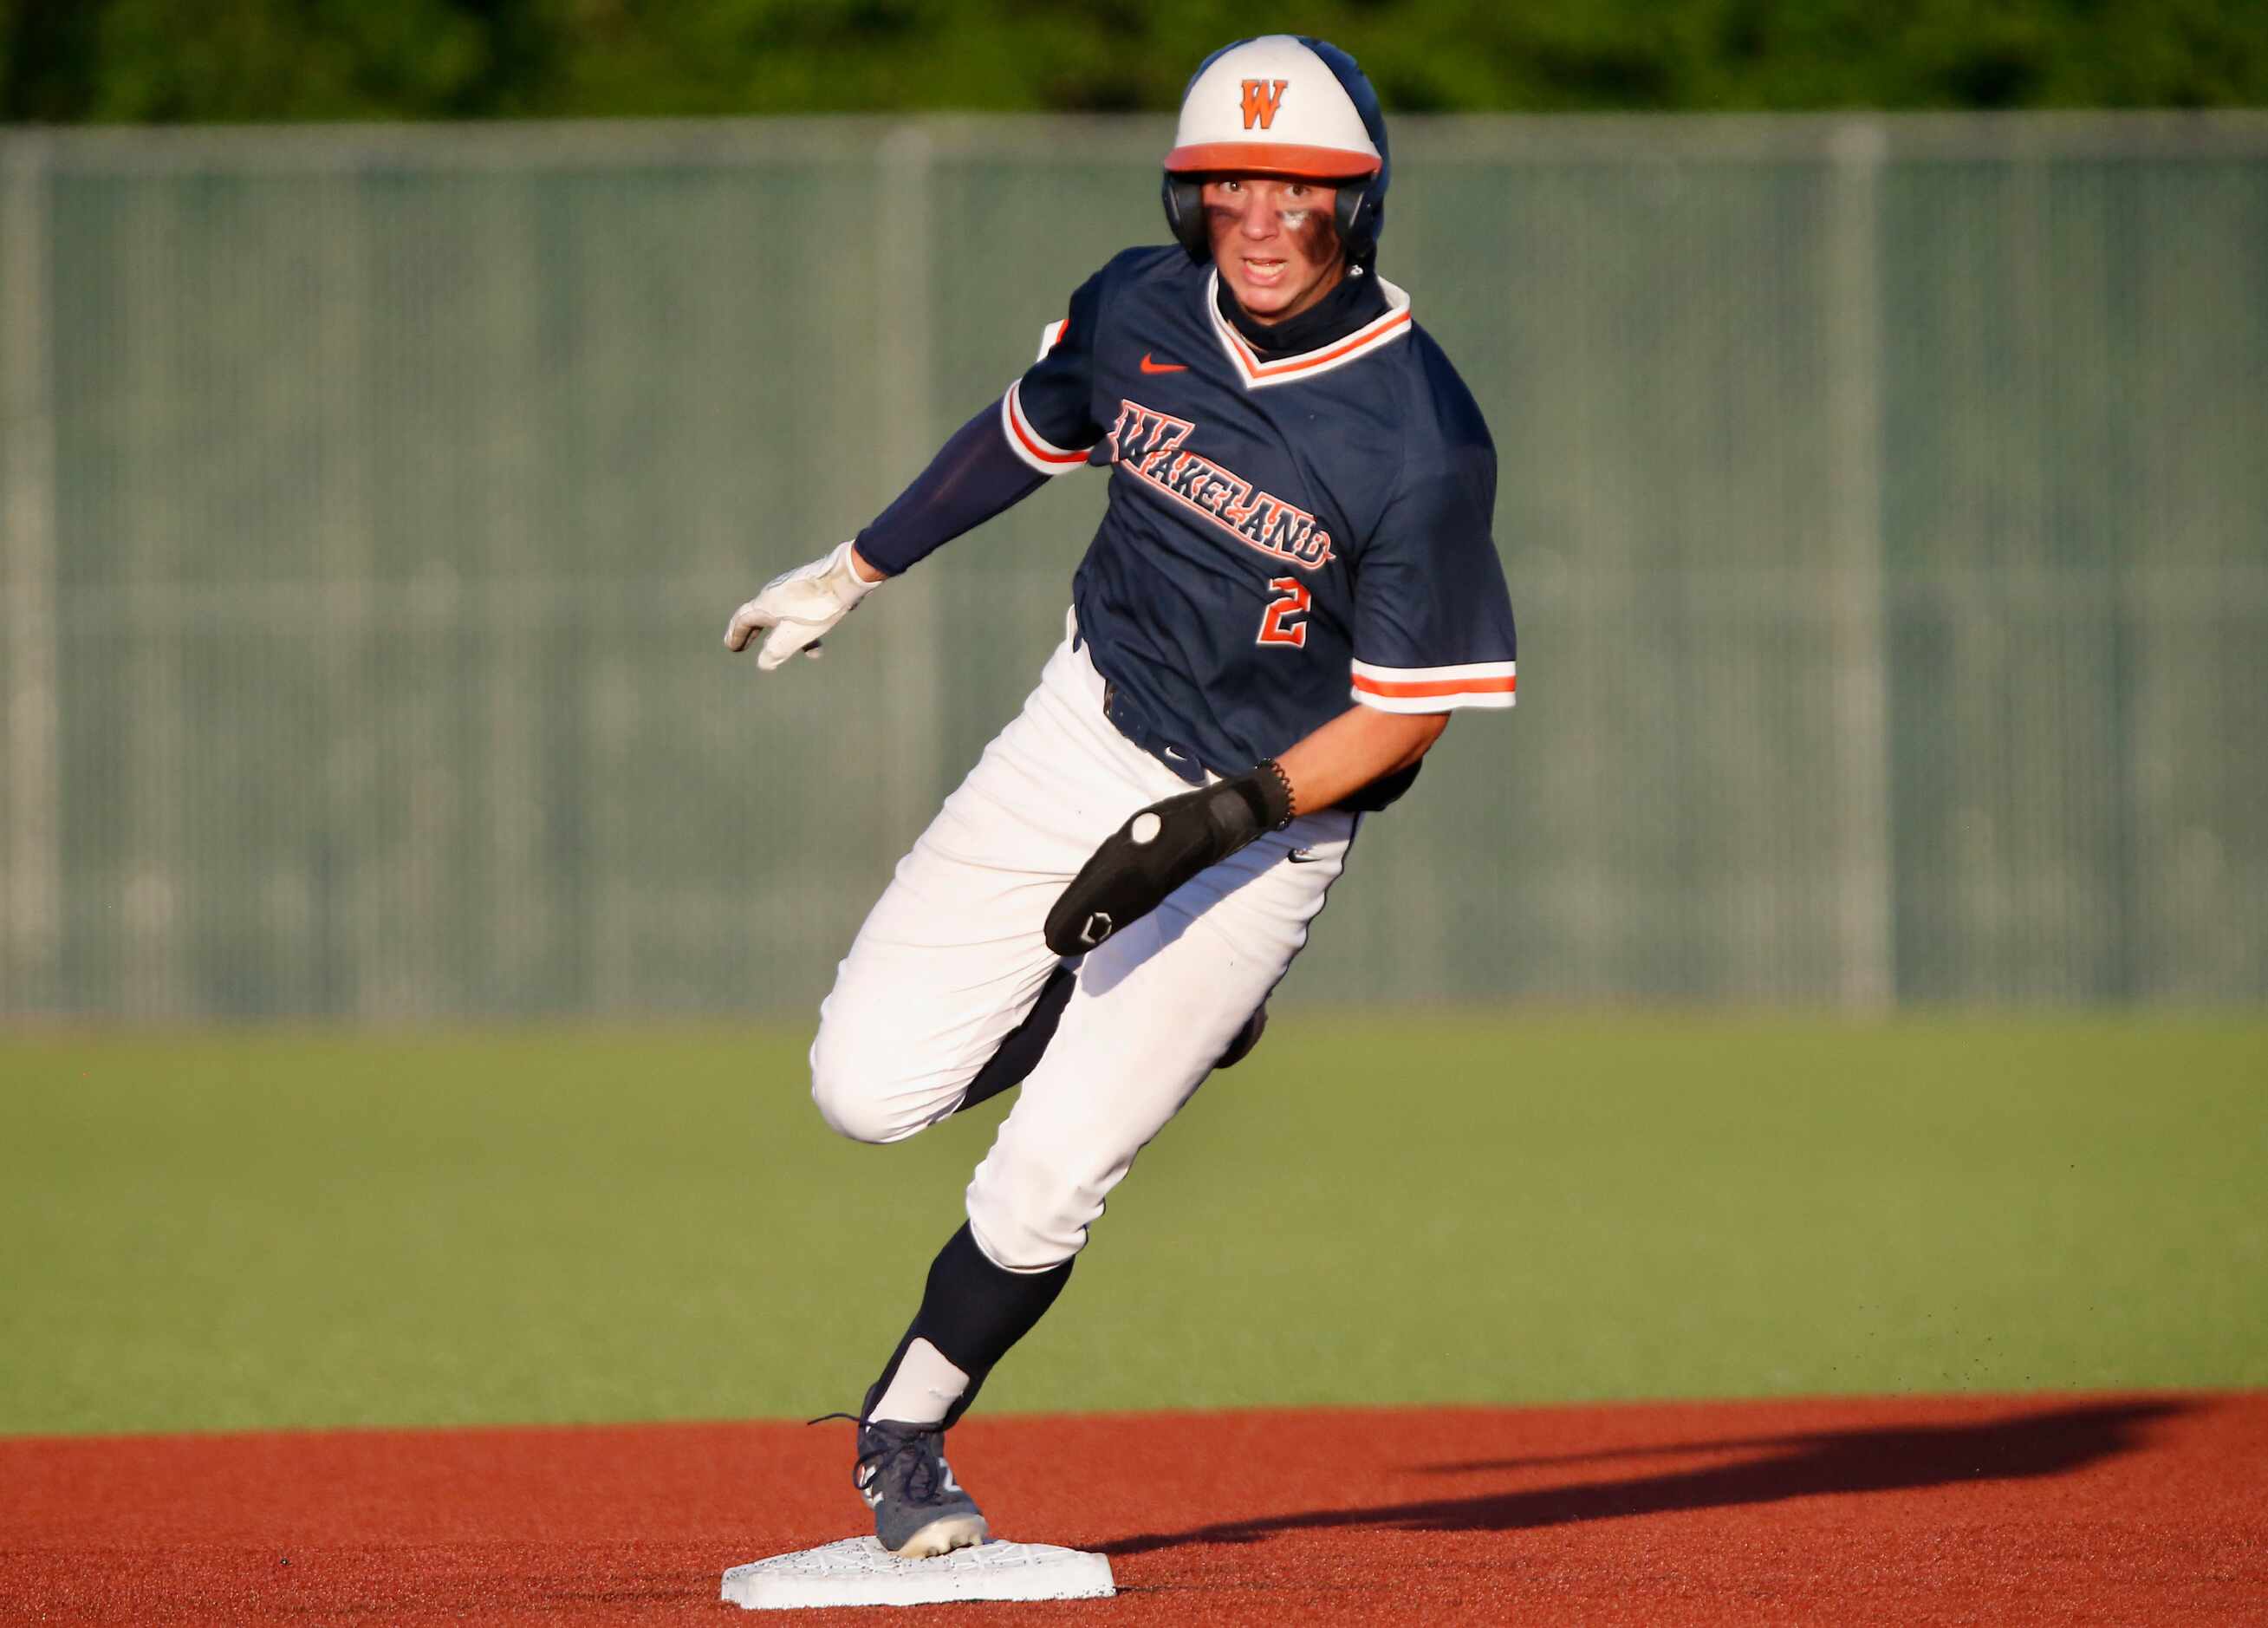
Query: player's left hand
725 542 880 671
1044 763 1295 955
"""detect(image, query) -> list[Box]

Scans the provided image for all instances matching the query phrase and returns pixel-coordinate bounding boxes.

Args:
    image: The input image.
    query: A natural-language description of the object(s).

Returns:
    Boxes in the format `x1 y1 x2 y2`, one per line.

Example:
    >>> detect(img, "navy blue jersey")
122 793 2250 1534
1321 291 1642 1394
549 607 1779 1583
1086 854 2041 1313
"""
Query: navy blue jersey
1000 247 1517 807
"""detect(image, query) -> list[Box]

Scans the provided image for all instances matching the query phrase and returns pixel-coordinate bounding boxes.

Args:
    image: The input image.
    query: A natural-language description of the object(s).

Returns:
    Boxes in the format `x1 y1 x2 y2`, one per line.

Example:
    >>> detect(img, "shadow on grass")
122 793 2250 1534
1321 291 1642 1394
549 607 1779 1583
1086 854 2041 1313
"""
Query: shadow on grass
1100 1397 2191 1556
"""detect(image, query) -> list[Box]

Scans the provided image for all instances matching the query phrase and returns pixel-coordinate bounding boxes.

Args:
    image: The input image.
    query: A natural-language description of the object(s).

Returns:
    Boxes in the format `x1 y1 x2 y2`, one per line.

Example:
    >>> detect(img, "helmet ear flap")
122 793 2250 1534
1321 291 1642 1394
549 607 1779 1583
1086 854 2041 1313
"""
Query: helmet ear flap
1334 182 1381 267
1163 174 1210 263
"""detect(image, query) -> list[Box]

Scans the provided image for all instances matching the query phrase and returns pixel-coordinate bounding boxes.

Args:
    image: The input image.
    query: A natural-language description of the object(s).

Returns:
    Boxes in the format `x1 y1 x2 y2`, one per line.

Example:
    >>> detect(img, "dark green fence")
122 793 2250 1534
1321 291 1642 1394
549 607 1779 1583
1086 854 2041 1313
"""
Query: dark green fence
2 115 2262 1018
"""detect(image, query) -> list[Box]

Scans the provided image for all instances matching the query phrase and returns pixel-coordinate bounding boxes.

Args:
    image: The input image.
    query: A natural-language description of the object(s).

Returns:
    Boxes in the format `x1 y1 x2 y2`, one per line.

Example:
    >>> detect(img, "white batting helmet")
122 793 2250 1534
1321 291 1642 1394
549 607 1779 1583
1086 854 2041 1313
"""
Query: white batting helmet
1160 36 1393 266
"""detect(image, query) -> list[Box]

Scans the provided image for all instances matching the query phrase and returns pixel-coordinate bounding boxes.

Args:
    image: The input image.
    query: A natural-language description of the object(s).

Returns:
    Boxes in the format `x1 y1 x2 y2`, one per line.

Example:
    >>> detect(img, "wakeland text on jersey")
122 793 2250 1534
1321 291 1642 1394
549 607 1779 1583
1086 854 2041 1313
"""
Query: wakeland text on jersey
1105 398 1335 570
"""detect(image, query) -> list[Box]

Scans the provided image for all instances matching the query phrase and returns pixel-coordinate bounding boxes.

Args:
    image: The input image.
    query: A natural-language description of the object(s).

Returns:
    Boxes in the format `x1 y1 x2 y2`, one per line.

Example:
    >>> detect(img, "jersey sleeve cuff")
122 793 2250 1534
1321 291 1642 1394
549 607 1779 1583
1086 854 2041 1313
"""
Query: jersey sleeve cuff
1348 658 1517 713
1001 381 1093 477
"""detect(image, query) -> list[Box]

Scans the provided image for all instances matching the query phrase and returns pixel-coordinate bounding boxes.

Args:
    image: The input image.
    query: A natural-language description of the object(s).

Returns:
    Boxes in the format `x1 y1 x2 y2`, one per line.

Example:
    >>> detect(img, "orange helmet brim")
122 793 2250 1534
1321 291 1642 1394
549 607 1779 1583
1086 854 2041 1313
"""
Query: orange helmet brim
1163 142 1383 180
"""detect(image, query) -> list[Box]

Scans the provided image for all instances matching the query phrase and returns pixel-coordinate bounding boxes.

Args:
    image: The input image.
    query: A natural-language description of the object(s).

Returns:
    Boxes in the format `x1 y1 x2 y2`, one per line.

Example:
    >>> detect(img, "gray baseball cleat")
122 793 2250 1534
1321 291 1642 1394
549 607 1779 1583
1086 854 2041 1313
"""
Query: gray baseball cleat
853 1416 988 1558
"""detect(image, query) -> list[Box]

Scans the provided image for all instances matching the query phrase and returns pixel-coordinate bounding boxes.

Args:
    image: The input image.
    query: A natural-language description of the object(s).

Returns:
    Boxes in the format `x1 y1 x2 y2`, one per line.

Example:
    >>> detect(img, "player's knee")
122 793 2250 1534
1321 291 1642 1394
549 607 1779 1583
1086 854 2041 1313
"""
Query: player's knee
808 1018 937 1145
808 1025 900 1145
965 1149 1095 1272
810 1077 906 1145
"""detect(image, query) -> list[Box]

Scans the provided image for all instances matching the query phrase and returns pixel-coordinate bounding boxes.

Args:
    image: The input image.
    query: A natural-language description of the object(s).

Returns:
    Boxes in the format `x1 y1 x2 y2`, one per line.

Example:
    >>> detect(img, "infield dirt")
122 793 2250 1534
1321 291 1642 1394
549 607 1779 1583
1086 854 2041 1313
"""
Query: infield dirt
5 1391 2263 1625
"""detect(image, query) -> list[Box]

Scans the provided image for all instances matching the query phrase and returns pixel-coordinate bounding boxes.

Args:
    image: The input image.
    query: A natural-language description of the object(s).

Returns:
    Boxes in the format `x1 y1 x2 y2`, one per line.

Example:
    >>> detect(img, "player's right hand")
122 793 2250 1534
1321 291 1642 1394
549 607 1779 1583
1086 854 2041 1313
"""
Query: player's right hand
1043 763 1296 956
724 542 881 672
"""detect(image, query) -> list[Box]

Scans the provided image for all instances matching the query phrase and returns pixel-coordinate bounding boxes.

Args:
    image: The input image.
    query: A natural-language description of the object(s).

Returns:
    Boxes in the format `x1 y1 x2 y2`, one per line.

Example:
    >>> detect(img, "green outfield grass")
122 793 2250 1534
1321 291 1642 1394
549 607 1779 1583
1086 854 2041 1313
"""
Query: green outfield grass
2 1015 2263 1436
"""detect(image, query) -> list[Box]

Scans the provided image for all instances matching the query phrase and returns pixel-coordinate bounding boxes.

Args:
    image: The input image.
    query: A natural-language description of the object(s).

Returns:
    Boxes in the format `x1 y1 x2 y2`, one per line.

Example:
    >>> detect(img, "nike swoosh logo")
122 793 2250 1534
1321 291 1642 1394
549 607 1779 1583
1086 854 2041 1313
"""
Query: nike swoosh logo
1140 353 1188 374
1287 847 1322 864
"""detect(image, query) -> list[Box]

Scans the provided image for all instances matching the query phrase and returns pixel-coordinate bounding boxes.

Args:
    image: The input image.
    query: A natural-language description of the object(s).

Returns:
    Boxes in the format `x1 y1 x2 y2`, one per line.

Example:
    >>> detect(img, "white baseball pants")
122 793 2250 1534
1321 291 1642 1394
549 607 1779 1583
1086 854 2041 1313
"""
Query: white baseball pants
810 615 1357 1272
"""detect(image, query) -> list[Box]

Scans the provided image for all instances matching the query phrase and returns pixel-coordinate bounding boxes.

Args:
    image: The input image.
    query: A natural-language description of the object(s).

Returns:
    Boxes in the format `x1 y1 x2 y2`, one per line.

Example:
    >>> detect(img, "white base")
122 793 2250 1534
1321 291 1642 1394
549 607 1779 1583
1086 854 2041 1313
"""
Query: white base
720 1537 1115 1611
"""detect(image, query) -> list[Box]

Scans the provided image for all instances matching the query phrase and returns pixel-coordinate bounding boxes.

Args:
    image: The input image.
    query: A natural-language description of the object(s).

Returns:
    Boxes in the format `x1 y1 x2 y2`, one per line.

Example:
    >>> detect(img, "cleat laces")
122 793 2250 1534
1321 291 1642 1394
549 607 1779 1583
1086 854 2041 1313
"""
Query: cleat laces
811 1411 959 1508
859 1420 955 1505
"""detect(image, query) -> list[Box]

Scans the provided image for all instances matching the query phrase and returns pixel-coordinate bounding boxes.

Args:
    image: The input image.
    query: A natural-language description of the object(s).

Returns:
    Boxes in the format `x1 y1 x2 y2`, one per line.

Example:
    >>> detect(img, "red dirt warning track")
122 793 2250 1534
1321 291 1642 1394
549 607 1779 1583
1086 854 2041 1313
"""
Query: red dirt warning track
5 1393 2264 1625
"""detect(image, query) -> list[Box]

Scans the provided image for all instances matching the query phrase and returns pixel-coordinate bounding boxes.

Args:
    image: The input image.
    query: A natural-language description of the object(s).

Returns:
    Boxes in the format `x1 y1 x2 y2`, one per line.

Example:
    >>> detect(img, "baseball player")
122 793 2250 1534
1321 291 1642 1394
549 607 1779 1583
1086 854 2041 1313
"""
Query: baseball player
726 35 1517 1558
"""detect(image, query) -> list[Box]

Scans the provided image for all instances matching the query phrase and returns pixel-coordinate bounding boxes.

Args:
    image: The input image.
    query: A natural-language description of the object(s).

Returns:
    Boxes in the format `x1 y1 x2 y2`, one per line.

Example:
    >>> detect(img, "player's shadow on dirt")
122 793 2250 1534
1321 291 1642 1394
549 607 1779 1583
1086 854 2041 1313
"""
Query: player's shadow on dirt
1100 1398 2189 1556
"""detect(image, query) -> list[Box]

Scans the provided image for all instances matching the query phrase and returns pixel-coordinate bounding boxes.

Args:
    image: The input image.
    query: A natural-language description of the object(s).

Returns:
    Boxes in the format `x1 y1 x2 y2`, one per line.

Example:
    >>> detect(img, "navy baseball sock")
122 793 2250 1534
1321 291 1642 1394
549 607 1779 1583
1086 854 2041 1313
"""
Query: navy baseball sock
864 1224 1072 1429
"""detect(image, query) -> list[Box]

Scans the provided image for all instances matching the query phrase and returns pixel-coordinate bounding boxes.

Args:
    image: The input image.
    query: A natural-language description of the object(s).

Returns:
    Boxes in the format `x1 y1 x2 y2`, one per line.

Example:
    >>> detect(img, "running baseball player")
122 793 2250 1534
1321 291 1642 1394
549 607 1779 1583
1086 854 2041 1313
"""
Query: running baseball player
726 35 1517 1557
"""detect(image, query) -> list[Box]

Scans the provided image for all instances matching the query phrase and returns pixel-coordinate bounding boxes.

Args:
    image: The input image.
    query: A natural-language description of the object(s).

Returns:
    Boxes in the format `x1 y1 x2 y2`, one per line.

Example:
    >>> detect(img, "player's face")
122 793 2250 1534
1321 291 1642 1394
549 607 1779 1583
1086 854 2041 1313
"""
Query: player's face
1202 177 1345 323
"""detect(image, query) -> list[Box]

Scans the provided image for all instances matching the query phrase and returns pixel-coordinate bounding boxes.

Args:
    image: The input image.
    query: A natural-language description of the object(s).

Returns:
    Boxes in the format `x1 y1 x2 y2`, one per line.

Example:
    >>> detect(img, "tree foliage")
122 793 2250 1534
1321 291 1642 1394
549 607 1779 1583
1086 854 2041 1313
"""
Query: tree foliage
4 0 2265 122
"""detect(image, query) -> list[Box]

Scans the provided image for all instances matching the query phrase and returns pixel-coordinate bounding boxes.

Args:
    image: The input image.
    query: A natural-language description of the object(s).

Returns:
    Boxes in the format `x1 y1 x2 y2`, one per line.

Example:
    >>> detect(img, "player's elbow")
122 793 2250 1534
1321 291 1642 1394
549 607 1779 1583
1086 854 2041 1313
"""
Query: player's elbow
1387 709 1450 773
1348 700 1449 755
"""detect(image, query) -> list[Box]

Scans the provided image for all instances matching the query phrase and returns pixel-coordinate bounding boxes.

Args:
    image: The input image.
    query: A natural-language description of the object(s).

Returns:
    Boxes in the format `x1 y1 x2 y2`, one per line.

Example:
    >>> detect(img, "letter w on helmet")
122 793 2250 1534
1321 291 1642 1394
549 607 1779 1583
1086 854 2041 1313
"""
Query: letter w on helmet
1239 78 1288 130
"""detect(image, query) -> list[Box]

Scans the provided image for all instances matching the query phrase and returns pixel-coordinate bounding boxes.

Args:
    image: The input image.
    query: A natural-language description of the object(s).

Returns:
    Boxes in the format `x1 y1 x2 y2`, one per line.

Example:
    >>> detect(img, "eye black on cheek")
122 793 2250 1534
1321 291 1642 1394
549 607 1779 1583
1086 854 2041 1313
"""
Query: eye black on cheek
1290 212 1340 262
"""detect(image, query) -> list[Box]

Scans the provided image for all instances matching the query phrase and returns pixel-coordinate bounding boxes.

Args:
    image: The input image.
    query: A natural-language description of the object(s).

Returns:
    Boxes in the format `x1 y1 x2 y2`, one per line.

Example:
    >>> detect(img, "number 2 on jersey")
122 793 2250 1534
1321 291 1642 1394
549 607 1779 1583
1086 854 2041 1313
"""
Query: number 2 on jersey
1257 577 1311 648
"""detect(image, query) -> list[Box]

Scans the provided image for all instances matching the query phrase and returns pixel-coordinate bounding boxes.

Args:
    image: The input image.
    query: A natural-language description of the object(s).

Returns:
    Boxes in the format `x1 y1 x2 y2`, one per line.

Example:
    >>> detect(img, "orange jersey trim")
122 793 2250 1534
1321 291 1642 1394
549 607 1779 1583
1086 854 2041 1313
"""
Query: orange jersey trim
1004 383 1089 468
1224 308 1413 383
1203 271 1414 388
1350 670 1517 700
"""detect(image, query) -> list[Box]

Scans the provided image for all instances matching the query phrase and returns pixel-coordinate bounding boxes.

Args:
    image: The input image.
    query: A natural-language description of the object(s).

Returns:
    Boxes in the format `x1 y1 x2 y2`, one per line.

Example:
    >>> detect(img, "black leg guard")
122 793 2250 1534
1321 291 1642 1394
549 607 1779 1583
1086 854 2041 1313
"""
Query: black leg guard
957 964 1076 1114
865 1224 1073 1429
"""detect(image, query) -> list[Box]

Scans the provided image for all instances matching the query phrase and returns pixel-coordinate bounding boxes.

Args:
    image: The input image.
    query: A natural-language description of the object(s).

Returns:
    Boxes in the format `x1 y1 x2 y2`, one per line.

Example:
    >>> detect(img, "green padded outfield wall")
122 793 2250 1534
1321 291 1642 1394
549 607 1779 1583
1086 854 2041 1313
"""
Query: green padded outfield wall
1 116 2263 1019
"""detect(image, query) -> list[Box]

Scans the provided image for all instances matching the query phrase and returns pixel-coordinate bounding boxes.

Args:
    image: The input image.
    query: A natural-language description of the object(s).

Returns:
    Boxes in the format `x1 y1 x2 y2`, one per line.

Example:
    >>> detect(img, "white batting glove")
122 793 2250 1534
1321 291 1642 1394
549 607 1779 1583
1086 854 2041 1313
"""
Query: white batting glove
724 542 881 672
